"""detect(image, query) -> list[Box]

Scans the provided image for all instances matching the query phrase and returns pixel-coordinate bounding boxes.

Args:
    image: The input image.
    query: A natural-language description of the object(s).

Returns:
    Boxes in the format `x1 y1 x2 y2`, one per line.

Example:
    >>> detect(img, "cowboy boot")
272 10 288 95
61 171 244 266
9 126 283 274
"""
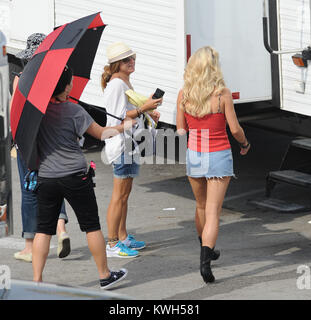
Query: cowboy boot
198 237 220 260
200 246 215 283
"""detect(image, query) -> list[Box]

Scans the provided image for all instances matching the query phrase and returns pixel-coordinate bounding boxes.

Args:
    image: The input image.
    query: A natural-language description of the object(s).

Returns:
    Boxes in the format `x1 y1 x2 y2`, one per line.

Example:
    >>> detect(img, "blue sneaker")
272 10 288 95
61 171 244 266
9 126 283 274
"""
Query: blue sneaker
122 234 145 250
106 241 139 258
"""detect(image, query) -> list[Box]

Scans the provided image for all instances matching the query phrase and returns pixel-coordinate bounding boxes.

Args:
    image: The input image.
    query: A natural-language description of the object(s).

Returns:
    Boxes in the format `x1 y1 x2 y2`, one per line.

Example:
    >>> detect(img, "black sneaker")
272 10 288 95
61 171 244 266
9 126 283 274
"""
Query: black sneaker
100 268 128 289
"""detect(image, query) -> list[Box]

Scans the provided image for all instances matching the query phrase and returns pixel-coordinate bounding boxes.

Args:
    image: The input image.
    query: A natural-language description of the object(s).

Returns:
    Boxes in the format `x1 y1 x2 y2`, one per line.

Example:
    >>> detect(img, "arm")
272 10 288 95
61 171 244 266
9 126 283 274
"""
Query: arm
176 89 188 135
126 95 163 119
223 88 250 155
9 75 19 112
148 110 160 123
86 118 136 141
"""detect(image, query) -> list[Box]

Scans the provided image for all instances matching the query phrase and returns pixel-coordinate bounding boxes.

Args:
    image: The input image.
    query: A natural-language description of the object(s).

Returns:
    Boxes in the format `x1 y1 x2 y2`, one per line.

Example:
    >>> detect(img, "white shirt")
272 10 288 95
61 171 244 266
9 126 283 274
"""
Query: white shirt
103 78 143 164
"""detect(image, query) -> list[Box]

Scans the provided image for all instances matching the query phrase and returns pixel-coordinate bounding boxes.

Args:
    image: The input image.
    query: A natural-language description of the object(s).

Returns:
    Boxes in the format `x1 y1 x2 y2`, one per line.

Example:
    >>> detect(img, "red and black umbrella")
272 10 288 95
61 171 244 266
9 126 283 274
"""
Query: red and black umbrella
10 12 106 170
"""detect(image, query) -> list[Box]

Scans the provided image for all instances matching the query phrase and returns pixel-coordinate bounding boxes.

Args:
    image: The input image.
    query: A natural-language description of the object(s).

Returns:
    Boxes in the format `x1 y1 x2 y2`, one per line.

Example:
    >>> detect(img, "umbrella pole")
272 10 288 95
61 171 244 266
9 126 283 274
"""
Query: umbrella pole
69 96 124 121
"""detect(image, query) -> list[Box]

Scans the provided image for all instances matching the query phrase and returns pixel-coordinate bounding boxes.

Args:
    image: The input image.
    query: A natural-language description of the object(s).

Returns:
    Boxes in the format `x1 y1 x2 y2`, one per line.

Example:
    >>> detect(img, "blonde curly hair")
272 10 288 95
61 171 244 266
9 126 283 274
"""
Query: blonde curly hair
181 46 226 117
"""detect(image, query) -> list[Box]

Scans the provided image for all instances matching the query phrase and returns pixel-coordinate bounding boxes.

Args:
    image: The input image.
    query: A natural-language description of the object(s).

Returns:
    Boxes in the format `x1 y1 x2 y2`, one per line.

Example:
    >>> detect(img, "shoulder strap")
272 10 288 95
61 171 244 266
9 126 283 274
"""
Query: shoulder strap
217 94 222 113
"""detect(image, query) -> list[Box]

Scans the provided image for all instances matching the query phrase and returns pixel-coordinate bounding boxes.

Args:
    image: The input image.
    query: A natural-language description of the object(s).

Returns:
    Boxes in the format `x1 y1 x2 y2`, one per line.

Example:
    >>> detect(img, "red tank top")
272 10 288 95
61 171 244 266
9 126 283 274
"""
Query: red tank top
184 110 231 153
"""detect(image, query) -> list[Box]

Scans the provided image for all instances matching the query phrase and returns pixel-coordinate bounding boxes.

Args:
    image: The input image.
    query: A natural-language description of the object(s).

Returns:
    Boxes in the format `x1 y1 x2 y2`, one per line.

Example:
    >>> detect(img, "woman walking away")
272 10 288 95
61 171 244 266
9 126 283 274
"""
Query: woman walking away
101 42 162 258
176 46 250 283
33 65 136 289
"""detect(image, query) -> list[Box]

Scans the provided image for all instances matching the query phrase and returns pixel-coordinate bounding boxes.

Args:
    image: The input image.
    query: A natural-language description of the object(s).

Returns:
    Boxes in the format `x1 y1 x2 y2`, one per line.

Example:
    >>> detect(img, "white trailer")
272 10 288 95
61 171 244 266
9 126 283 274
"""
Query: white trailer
2 0 311 211
0 0 273 126
264 0 311 116
252 0 311 212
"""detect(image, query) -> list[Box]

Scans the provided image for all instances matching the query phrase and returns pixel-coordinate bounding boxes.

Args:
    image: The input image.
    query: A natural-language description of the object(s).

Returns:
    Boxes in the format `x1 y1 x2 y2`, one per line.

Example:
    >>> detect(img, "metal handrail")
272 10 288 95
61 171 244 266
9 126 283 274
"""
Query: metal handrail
263 0 305 55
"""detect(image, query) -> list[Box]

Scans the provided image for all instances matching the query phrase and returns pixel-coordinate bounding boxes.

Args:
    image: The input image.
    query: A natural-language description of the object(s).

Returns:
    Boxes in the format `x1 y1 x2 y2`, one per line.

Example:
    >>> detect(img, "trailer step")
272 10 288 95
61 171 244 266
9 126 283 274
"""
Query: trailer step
249 198 310 213
269 170 311 188
291 138 311 151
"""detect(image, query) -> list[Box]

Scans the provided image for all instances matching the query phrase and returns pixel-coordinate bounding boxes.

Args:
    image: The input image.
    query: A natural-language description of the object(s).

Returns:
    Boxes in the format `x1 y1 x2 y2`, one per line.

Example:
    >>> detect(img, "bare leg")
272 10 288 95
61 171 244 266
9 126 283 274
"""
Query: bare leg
188 177 207 237
19 238 33 254
86 230 110 279
202 177 231 248
118 179 132 241
56 218 66 236
118 201 128 241
106 177 133 246
32 233 52 282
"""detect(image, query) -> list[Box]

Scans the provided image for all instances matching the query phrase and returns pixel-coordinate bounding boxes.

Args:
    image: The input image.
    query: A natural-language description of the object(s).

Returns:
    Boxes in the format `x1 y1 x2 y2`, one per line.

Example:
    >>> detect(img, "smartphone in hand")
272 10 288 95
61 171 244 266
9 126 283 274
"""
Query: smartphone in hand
152 88 165 99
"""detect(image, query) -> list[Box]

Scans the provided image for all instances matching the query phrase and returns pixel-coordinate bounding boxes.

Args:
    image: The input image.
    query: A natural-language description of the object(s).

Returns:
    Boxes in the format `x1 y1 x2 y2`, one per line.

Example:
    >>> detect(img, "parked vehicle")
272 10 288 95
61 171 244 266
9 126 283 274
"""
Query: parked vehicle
0 0 273 126
0 30 7 66
248 0 311 212
2 0 311 212
0 29 12 237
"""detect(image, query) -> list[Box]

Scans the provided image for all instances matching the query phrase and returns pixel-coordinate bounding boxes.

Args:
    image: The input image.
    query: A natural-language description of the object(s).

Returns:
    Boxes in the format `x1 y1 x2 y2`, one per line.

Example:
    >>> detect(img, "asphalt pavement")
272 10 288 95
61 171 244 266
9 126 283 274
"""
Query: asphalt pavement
1 125 311 300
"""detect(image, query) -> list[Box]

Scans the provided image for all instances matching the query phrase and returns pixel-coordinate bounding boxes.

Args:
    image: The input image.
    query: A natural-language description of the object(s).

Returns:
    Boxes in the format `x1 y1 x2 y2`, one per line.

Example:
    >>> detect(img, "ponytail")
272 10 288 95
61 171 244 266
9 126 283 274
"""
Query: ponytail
101 61 121 91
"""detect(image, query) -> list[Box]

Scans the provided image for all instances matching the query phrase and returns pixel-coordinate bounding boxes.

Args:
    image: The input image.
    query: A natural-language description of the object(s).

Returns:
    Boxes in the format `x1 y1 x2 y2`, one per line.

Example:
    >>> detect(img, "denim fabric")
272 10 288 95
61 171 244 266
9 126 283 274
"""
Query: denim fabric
186 148 235 179
17 151 68 239
112 152 140 179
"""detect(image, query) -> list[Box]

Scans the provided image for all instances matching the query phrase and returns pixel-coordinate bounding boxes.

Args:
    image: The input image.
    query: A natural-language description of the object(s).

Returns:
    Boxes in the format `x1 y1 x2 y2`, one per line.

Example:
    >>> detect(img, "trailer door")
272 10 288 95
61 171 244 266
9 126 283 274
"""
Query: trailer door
277 0 311 116
186 0 272 103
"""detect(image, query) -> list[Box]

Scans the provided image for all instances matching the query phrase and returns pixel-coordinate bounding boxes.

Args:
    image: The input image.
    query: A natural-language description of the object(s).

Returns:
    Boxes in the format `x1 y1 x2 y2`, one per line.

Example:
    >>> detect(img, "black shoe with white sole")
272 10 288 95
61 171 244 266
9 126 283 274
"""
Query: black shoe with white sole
100 268 128 289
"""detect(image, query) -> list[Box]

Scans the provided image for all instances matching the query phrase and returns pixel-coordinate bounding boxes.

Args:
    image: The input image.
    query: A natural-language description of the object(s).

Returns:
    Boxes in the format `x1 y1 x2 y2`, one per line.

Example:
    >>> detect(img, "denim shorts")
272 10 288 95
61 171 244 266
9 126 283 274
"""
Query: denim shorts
112 152 140 179
186 148 235 179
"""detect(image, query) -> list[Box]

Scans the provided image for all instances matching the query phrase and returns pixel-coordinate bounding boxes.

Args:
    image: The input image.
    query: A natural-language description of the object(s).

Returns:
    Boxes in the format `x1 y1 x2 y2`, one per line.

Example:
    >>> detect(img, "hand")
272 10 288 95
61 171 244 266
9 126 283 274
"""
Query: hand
122 117 137 131
150 110 161 123
141 95 163 112
240 143 250 155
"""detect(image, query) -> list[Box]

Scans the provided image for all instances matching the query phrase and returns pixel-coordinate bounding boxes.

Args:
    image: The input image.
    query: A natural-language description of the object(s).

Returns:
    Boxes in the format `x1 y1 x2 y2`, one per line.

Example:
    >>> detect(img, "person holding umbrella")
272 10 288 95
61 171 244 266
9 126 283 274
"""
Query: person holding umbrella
11 33 71 262
32 65 135 288
101 42 162 258
10 13 109 263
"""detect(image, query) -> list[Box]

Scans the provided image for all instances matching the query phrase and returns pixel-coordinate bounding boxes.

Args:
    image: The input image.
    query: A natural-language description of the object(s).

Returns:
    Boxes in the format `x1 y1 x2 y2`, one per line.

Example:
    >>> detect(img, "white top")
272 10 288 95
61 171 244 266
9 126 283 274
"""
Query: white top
103 78 143 164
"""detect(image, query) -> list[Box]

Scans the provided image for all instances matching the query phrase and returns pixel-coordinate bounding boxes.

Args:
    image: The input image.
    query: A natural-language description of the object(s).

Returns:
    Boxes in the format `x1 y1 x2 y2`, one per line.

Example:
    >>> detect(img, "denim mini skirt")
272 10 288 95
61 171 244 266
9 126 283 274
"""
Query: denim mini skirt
186 148 235 179
112 152 140 179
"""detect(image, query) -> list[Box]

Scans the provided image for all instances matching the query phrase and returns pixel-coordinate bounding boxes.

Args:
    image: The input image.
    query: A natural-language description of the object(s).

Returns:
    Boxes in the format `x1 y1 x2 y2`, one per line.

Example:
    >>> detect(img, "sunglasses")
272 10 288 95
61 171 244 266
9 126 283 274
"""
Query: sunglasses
121 55 136 63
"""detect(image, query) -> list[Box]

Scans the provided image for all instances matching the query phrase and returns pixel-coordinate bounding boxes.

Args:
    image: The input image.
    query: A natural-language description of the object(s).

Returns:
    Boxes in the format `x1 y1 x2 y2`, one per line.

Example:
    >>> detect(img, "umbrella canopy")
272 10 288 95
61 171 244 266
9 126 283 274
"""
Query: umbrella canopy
10 12 106 170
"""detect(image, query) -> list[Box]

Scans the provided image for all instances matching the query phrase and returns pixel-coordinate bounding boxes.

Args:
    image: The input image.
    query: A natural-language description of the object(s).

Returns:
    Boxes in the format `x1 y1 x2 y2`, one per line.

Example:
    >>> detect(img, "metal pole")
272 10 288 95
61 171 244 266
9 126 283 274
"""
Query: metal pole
263 0 305 55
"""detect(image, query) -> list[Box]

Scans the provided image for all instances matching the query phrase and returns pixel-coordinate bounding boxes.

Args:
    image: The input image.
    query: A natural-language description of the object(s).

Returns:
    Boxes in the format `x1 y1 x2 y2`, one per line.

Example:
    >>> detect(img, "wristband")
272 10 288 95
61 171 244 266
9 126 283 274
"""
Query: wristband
136 108 142 117
239 140 250 149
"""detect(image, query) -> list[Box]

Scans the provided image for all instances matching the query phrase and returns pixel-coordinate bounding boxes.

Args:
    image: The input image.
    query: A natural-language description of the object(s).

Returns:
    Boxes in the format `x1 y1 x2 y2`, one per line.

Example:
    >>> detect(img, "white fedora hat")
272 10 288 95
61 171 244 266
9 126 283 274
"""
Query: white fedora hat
107 42 136 64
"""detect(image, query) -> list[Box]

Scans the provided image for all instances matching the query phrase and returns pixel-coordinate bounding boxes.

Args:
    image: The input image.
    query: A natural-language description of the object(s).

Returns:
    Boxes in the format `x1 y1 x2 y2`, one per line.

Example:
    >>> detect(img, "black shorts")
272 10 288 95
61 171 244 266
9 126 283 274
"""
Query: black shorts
36 172 100 235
